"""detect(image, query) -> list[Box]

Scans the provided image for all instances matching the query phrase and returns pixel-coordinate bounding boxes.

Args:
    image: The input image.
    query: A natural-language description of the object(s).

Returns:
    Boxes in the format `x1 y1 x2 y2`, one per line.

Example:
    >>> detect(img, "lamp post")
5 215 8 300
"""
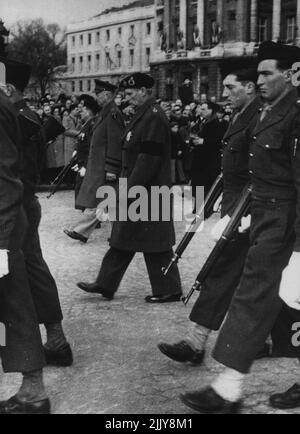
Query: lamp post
0 19 9 57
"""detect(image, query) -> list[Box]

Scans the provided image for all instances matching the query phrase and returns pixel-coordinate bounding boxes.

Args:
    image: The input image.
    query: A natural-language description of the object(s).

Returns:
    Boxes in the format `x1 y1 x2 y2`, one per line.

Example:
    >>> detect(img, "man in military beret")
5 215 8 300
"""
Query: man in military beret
69 79 124 243
77 73 182 303
0 58 50 414
180 41 300 414
0 56 73 370
158 57 264 364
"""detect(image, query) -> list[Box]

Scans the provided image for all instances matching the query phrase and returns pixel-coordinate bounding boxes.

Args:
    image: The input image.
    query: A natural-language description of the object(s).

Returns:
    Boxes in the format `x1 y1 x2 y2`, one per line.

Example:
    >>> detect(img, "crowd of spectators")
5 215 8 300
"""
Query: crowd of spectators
27 87 233 188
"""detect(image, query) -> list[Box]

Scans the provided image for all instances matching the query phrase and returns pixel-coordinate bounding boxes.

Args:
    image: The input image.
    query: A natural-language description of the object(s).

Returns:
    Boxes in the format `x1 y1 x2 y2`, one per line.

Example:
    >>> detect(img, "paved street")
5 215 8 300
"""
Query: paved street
0 191 299 414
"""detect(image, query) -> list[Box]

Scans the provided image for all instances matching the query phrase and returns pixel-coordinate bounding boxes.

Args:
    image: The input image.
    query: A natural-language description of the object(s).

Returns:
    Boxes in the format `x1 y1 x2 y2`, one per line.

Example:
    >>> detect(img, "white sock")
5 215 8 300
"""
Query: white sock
186 324 211 352
212 368 245 403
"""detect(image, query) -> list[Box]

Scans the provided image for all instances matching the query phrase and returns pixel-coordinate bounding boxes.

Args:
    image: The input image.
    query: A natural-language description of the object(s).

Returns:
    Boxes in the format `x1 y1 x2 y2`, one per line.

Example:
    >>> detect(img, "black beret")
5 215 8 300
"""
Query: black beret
94 79 117 93
79 94 99 114
0 56 31 91
119 73 155 90
220 57 258 82
258 41 300 68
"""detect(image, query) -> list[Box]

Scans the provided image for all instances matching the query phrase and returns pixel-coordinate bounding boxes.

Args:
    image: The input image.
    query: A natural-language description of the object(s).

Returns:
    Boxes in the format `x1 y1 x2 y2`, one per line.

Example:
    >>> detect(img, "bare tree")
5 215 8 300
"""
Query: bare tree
8 19 67 96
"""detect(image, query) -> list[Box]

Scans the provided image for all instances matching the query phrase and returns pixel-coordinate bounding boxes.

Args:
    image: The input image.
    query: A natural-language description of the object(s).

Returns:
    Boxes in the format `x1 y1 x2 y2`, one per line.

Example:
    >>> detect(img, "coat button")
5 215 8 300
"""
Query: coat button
249 170 253 175
253 136 257 140
249 153 254 157
265 144 270 149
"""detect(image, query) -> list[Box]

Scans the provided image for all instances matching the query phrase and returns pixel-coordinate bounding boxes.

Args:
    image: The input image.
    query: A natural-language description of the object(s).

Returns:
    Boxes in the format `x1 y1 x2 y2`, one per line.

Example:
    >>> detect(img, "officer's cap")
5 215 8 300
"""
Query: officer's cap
0 56 31 91
94 79 117 93
220 57 258 82
119 73 155 90
258 41 300 69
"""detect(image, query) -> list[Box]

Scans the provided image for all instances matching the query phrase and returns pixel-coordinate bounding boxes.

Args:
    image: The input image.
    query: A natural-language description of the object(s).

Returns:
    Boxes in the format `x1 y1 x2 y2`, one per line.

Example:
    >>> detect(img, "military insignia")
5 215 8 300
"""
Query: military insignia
128 77 135 86
126 131 133 142
153 107 158 113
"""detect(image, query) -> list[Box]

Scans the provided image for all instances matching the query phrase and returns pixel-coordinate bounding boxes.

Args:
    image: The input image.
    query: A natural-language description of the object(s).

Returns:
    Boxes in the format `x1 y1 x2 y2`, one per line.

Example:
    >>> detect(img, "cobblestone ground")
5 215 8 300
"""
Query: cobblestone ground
0 191 300 414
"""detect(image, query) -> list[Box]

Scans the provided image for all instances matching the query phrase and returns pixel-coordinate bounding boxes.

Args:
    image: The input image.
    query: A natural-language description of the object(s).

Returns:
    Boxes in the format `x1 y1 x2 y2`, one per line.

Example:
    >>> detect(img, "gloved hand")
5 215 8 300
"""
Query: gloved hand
106 172 117 182
238 215 251 234
0 250 9 279
72 164 79 172
210 215 231 242
72 150 78 158
79 167 86 178
279 252 300 310
213 194 223 212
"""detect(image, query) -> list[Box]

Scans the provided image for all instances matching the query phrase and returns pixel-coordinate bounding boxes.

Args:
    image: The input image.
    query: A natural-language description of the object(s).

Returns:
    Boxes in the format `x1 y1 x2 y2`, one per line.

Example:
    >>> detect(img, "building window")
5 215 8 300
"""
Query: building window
71 81 75 93
96 31 100 43
130 25 135 36
88 33 92 45
106 52 111 69
118 27 122 37
96 53 100 71
79 56 83 73
80 34 84 46
87 80 91 92
146 47 151 66
117 51 122 68
106 29 110 41
87 55 92 72
287 16 296 42
130 49 134 67
227 11 236 41
146 22 151 35
79 80 83 92
72 36 75 48
71 57 75 72
258 17 268 43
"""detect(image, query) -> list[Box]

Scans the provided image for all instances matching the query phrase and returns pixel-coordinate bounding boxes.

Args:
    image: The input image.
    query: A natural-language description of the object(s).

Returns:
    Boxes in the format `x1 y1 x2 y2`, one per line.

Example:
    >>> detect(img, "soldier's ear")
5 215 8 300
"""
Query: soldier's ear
283 69 293 83
0 62 6 86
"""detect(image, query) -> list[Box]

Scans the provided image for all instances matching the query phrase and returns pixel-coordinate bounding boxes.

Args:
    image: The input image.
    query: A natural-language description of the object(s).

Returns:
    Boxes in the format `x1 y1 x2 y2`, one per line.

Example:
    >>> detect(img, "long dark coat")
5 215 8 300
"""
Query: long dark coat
110 98 176 253
76 101 124 209
191 117 228 196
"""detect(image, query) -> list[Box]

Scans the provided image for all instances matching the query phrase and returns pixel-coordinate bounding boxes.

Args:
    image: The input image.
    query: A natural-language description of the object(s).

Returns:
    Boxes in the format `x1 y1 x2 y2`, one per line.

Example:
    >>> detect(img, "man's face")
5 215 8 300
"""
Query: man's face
96 90 112 106
43 105 51 116
124 88 144 107
257 59 289 102
200 103 212 120
81 106 90 121
115 94 122 106
222 74 249 110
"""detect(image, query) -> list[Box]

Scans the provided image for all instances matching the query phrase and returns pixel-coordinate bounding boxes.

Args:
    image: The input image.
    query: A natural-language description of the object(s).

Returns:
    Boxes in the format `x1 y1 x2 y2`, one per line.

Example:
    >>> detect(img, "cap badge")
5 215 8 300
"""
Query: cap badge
128 77 135 86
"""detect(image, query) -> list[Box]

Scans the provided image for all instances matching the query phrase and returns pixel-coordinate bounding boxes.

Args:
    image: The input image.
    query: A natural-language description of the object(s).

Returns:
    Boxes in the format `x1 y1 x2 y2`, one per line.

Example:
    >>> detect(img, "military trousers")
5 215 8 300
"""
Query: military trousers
96 247 182 297
213 198 300 374
189 233 250 330
0 208 45 373
22 195 63 325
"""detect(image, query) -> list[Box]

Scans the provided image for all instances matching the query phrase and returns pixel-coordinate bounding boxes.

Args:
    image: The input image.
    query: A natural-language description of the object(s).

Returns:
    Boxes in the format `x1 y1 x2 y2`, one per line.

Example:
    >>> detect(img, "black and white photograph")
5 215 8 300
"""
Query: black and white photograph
0 0 300 417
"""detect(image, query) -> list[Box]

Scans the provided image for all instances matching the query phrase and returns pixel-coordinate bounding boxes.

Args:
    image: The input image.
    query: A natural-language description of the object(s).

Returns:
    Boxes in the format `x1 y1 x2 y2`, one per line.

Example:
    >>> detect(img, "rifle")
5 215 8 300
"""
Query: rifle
47 153 78 199
162 173 224 276
182 184 252 305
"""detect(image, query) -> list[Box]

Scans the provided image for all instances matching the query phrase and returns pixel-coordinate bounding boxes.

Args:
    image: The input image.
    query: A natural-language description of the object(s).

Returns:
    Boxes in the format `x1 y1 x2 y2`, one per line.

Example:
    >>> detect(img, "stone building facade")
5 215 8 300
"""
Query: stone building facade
65 0 155 94
150 0 300 100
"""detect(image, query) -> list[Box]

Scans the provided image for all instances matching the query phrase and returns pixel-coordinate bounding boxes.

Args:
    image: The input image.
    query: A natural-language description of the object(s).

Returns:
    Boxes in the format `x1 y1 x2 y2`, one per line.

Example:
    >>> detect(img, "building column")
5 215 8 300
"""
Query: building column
236 0 246 41
272 0 281 42
179 0 188 49
164 0 171 49
250 0 258 42
297 0 300 45
216 0 224 31
197 0 205 46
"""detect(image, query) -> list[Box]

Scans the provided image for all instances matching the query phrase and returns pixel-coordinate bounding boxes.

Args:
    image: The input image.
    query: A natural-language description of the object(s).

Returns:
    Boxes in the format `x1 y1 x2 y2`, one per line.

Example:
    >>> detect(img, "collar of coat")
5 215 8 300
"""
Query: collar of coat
94 100 124 130
123 97 157 138
253 88 299 135
224 96 262 139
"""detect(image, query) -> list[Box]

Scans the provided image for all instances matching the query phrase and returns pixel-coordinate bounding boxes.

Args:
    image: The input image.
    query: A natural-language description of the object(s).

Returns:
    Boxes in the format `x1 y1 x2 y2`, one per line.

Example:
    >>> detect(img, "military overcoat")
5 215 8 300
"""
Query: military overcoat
110 98 176 253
